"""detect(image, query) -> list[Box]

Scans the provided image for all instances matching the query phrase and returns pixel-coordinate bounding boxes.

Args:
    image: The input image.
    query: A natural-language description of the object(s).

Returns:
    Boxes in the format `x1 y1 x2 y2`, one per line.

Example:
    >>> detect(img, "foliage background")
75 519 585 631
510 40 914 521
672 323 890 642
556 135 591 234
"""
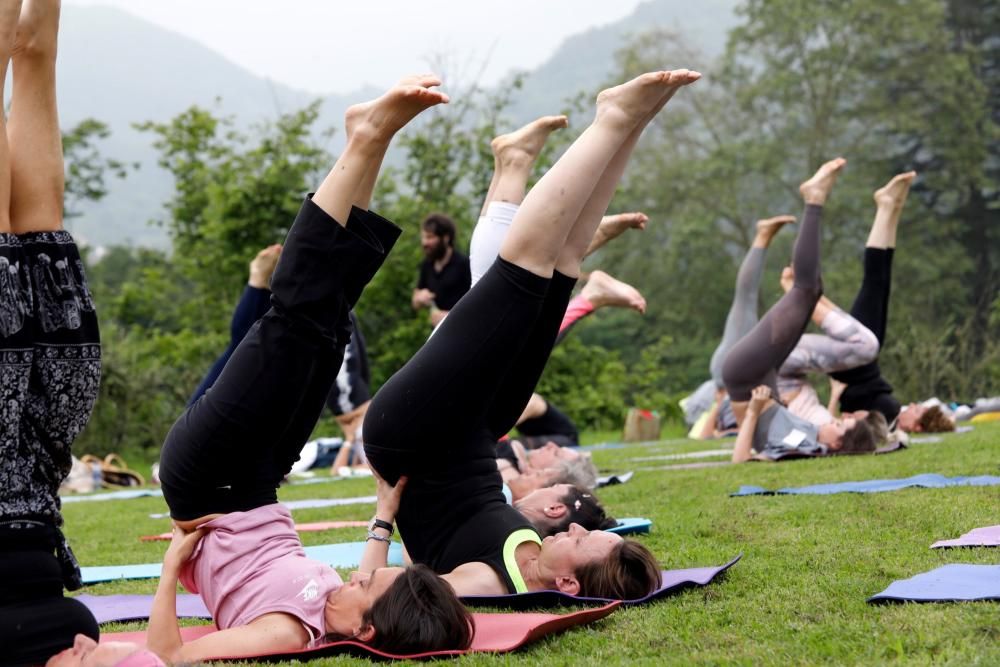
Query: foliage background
71 0 998 461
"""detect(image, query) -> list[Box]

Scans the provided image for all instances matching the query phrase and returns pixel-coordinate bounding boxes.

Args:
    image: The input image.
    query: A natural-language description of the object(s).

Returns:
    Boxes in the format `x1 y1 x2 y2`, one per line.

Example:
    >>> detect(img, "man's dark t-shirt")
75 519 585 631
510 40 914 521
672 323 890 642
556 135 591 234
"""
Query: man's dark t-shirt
417 251 472 311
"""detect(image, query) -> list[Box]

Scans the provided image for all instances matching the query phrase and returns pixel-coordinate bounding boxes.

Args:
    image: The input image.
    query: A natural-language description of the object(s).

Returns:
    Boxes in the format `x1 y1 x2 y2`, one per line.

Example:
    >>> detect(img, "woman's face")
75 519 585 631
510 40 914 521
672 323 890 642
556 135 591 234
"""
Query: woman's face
818 416 857 449
513 483 574 517
45 635 142 667
897 403 926 432
324 566 405 638
526 442 580 469
539 522 621 575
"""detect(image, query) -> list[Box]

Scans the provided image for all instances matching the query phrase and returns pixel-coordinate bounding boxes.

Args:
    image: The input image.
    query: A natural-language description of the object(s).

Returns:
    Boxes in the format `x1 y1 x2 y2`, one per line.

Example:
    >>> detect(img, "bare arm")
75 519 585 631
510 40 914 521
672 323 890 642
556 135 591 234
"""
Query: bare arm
698 391 725 439
359 470 407 573
733 386 773 463
828 378 847 417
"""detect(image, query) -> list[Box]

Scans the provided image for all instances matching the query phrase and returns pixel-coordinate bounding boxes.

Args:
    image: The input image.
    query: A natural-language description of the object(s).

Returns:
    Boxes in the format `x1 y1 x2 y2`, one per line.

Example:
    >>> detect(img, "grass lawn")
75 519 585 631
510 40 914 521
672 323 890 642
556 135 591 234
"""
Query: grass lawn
64 423 1000 665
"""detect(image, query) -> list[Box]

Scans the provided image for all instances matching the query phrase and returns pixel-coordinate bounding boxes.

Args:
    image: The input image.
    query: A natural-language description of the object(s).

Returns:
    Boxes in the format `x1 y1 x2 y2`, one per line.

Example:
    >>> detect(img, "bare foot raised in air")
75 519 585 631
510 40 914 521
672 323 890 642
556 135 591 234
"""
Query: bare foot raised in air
596 69 700 131
753 215 795 248
345 74 449 144
580 270 646 314
799 157 847 206
248 244 282 289
874 171 916 212
13 0 59 60
586 212 649 256
491 115 568 168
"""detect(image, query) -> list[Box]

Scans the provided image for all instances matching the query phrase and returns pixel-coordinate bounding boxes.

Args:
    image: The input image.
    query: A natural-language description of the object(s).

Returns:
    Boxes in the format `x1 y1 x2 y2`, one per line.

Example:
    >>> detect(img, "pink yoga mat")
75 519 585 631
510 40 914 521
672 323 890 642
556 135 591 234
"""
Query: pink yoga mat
100 602 621 660
931 525 1000 548
139 520 368 542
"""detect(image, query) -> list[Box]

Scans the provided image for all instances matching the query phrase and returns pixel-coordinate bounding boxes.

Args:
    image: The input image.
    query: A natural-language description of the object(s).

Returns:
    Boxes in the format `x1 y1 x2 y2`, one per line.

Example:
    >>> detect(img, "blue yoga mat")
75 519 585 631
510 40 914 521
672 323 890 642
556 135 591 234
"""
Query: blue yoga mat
62 489 163 503
607 517 652 535
732 473 1000 496
282 496 377 510
81 541 403 584
869 564 1000 603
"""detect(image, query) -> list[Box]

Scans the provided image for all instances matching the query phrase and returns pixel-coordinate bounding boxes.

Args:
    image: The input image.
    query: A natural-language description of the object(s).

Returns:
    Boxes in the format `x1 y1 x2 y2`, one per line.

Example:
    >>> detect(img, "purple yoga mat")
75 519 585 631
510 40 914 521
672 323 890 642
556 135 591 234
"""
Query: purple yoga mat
76 593 210 624
931 525 1000 548
79 556 742 622
868 564 1000 603
463 555 741 609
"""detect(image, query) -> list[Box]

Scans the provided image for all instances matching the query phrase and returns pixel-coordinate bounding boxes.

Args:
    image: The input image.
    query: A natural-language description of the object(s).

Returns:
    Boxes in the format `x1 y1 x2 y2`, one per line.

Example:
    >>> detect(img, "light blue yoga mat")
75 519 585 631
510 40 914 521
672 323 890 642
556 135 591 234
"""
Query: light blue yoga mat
283 496 377 510
607 517 652 535
732 473 1000 496
81 541 403 584
868 564 1000 603
62 489 163 503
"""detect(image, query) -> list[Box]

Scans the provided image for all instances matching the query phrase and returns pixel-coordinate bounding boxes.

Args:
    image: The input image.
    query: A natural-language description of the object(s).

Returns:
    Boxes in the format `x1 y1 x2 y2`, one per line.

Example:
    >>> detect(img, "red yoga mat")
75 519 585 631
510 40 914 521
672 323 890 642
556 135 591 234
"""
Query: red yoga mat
101 602 621 660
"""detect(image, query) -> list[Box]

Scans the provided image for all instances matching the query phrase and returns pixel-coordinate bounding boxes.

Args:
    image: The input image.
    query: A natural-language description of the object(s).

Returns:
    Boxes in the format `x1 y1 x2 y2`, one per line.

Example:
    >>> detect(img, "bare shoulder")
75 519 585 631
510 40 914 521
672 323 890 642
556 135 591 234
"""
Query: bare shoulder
442 562 508 596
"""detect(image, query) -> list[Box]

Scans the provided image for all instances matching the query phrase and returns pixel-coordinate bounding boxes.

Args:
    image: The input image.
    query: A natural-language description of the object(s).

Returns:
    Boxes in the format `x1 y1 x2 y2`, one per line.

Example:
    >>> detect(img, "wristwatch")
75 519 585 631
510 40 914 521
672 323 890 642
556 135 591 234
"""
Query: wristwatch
369 516 394 537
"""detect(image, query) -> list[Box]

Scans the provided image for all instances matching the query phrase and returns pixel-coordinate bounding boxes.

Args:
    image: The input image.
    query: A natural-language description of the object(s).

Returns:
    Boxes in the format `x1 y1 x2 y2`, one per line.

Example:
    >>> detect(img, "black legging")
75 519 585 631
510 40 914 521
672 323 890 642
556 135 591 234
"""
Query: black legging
830 248 901 420
722 205 823 401
159 199 400 520
364 259 575 564
188 286 371 417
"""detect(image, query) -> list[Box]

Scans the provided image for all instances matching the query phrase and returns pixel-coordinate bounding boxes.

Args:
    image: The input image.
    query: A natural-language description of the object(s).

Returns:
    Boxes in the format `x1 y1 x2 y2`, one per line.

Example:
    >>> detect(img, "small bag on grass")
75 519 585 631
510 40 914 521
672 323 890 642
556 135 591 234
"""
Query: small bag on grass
623 408 661 442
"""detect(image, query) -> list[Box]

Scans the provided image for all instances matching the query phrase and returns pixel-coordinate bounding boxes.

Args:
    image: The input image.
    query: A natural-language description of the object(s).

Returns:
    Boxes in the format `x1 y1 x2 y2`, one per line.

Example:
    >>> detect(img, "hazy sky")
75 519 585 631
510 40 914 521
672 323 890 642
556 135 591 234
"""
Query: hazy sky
66 0 646 94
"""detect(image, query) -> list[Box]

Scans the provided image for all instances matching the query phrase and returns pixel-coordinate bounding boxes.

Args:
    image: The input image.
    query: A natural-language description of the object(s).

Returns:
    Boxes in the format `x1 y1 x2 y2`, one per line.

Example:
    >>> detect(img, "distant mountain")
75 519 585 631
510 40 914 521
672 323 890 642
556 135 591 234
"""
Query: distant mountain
54 1 739 249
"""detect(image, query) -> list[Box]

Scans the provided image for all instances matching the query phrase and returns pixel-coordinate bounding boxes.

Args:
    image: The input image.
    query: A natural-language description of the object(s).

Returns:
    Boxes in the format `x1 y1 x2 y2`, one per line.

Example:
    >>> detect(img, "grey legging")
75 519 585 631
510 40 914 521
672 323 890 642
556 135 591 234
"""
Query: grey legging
709 246 766 387
722 205 823 402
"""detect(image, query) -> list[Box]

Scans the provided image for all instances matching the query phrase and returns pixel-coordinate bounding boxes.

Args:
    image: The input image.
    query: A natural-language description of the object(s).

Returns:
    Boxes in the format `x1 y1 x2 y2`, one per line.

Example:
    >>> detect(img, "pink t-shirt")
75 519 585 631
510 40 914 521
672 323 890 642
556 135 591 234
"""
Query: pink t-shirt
180 503 342 640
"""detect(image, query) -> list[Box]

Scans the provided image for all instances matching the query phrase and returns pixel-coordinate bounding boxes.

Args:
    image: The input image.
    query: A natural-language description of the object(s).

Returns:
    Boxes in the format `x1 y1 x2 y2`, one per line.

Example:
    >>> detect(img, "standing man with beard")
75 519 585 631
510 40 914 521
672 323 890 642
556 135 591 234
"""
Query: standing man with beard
412 213 471 327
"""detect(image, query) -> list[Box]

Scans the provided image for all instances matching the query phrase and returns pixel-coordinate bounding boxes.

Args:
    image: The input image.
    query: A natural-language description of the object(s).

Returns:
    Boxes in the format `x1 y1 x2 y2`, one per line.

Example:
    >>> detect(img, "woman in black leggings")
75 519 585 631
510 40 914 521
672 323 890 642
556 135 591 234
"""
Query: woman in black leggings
364 69 701 600
830 171 914 426
723 159 880 463
0 3 103 663
132 77 474 664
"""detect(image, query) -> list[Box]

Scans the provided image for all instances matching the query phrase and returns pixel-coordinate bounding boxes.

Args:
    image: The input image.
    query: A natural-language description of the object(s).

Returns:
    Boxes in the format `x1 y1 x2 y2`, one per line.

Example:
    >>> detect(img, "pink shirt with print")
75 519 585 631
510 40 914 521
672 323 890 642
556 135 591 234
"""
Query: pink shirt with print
180 503 342 640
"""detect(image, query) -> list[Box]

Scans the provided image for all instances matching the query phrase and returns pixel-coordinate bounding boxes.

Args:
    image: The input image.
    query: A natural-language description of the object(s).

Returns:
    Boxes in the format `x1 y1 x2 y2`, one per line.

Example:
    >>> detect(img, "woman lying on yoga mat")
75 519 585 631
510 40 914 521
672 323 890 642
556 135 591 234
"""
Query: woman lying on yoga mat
364 69 702 599
0 2 104 663
684 214 795 438
826 171 953 434
724 159 884 463
133 77 474 664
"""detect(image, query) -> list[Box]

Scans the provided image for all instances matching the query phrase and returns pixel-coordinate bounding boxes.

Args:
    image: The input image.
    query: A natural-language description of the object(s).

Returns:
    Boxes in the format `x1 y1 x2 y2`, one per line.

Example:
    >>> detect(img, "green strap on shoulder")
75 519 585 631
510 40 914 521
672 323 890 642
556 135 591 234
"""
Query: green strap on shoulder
503 528 542 593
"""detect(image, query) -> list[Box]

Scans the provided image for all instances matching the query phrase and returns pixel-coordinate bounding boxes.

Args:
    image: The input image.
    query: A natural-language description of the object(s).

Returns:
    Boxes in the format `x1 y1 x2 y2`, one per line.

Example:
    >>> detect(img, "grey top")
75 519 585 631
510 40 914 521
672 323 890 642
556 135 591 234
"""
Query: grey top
753 404 827 460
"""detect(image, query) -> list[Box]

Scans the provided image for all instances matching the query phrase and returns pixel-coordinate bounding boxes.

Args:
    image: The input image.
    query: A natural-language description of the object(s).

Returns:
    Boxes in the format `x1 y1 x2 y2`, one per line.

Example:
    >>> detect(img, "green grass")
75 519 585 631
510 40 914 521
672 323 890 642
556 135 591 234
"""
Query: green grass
65 424 1000 665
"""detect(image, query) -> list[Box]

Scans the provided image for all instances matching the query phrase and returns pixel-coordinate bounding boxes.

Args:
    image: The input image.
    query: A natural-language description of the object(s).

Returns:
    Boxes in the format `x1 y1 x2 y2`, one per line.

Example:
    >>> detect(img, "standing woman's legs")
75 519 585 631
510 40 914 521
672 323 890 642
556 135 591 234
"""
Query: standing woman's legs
708 216 794 387
722 158 846 406
0 0 20 235
160 77 447 520
0 2 102 662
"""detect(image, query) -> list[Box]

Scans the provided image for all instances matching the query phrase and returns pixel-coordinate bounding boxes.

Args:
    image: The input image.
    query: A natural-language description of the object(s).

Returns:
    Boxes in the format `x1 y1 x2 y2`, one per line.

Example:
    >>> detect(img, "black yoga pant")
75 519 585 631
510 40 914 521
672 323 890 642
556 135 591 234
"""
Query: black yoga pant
159 199 400 520
830 248 901 420
365 258 576 485
722 205 823 402
0 521 99 665
517 400 579 448
188 286 371 417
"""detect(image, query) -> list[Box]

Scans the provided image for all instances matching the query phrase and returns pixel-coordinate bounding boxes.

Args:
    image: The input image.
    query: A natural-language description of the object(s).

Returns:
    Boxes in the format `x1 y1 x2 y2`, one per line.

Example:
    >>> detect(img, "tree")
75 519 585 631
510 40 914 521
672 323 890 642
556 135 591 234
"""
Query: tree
62 118 130 219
